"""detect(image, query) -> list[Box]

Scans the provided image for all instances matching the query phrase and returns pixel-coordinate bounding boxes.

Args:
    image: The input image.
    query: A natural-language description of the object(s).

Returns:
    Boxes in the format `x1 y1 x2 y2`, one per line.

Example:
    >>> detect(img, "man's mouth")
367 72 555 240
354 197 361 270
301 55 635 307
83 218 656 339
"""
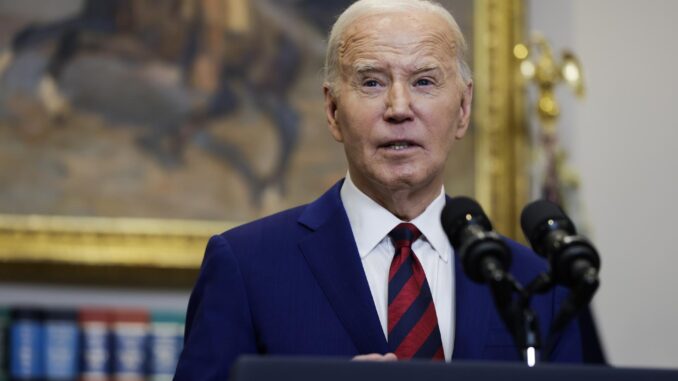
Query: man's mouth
380 140 419 151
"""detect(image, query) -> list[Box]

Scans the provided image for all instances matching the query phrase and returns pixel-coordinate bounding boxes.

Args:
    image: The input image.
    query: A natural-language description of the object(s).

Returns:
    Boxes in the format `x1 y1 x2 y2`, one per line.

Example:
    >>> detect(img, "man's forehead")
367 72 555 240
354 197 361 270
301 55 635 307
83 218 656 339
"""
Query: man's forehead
338 11 458 68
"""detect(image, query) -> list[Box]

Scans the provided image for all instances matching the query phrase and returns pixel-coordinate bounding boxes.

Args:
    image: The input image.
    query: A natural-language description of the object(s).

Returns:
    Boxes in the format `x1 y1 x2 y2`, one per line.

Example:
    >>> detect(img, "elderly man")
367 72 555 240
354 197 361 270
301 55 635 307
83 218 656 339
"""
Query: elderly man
174 0 582 379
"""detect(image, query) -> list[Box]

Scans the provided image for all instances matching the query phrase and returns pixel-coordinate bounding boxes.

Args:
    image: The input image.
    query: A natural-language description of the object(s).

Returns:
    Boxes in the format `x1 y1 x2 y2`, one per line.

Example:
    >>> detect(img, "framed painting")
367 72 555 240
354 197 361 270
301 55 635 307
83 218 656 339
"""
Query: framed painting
0 0 527 287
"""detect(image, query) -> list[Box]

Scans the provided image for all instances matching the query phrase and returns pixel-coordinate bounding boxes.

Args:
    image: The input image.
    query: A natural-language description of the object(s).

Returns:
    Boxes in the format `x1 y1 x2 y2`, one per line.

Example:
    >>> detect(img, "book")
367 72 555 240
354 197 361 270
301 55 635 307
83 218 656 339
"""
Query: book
111 309 149 381
79 308 112 381
148 311 185 381
1 305 187 380
43 309 79 381
9 308 44 380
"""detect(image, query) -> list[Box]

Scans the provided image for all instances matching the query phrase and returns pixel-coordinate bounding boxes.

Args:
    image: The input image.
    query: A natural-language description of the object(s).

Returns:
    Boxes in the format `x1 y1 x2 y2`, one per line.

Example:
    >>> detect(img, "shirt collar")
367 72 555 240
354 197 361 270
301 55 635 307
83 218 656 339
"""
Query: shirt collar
340 172 450 263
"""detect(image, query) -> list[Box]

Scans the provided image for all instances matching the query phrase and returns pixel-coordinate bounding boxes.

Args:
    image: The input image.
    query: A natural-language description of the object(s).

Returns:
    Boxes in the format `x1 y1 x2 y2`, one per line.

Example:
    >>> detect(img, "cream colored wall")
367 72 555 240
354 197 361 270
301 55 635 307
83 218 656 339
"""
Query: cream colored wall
529 0 678 368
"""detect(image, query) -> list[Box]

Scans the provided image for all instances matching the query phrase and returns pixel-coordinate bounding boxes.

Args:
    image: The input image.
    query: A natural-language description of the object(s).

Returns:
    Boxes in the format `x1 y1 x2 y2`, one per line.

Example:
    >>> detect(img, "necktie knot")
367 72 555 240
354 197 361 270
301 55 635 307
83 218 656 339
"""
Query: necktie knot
388 223 422 250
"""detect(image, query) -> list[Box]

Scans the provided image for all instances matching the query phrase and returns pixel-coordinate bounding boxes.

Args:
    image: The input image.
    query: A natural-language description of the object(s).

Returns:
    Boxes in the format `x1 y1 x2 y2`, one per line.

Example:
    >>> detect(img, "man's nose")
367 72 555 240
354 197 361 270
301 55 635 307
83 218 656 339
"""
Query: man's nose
384 82 414 123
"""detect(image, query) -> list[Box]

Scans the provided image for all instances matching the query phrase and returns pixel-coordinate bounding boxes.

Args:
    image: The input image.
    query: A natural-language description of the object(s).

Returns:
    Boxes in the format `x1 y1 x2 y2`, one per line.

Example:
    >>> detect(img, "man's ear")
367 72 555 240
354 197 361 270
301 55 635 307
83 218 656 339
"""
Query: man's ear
324 83 344 142
455 80 473 140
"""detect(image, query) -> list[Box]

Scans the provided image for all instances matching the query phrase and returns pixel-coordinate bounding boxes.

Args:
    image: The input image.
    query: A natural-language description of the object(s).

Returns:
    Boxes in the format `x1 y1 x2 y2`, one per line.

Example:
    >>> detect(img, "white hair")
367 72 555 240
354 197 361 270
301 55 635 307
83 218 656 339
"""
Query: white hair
324 0 472 94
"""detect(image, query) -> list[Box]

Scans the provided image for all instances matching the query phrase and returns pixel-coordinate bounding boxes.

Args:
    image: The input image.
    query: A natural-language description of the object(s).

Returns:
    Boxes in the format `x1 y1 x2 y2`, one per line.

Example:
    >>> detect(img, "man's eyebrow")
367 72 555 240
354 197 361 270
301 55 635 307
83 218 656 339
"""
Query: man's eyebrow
412 64 442 74
352 62 383 74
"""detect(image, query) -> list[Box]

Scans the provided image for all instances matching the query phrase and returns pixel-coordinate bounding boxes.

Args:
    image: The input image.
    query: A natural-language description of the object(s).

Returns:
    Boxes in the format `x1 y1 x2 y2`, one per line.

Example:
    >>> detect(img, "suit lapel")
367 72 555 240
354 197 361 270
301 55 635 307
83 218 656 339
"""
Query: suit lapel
452 252 492 359
298 182 388 355
298 184 498 357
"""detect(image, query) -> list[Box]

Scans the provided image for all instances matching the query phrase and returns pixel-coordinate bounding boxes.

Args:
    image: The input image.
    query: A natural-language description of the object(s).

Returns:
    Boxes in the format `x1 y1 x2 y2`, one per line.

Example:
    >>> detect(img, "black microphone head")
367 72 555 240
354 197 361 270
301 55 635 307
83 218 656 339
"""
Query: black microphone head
520 200 601 288
441 196 492 248
441 197 511 284
520 200 576 250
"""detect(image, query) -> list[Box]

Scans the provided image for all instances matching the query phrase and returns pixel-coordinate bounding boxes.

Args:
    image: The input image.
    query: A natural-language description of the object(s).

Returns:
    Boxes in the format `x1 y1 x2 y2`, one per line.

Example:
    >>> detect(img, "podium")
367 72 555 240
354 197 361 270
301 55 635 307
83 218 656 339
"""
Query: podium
232 356 678 381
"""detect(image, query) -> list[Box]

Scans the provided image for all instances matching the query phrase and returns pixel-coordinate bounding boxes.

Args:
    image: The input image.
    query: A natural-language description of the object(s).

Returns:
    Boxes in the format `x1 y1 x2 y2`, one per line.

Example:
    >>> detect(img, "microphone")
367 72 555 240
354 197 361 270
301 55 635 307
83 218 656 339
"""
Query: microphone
443 197 543 365
520 200 600 289
441 197 511 284
521 200 601 361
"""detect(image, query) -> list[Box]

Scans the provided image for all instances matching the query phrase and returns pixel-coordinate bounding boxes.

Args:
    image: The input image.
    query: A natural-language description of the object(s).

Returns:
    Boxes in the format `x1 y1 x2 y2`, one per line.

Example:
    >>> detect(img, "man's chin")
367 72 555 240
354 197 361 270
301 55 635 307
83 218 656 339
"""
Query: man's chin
351 163 440 194
374 172 435 193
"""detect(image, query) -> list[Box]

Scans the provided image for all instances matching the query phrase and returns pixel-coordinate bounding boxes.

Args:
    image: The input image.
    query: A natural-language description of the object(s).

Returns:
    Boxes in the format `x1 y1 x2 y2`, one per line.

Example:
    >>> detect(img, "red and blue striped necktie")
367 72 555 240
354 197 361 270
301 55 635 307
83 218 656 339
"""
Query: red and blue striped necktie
387 223 445 360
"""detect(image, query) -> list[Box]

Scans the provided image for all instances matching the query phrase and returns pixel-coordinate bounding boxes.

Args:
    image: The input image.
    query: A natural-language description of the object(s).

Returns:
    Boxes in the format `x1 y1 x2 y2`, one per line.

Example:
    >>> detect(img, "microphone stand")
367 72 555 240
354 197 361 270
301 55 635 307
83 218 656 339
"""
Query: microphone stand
485 265 543 367
542 269 599 361
514 269 599 363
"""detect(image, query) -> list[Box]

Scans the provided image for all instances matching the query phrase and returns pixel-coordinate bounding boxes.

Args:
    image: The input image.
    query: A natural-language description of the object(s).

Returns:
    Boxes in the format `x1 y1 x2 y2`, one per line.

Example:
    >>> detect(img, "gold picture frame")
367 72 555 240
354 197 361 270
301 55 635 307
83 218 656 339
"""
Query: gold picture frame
0 0 527 288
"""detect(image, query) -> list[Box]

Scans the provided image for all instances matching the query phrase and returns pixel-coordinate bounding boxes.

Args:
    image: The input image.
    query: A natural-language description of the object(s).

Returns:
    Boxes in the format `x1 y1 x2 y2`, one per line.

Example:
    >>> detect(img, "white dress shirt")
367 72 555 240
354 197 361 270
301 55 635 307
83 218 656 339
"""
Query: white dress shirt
340 173 455 361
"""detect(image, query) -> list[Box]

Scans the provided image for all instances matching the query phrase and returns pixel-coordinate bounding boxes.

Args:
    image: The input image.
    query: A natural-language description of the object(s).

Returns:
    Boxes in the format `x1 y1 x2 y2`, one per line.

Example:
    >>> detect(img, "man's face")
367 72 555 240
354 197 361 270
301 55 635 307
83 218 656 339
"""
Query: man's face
324 10 472 200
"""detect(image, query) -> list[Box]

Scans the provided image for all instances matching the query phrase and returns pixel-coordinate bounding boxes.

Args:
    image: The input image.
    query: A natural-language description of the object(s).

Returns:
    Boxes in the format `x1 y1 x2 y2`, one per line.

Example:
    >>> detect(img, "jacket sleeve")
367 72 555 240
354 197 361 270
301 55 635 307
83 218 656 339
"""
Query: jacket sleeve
174 234 258 381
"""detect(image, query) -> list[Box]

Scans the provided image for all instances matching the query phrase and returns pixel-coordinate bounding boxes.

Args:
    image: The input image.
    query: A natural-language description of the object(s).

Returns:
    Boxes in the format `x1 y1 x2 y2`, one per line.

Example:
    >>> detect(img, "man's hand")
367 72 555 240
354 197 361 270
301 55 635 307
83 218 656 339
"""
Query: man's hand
352 353 398 361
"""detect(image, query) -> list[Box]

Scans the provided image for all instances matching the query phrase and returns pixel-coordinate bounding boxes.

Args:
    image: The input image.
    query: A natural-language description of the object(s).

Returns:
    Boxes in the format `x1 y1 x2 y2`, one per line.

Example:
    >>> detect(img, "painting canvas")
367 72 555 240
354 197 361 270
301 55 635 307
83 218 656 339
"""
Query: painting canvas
0 0 475 225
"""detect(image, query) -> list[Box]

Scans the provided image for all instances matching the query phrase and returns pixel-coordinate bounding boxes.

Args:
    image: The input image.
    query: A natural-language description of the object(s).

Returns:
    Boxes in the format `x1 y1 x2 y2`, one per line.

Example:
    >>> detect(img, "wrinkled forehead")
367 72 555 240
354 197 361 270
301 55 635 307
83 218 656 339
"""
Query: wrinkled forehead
338 11 459 73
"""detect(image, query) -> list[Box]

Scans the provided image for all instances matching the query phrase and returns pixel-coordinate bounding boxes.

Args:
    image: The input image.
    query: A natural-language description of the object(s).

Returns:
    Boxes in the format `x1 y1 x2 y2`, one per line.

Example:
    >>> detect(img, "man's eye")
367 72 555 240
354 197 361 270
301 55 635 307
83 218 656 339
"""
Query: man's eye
415 78 433 86
363 80 379 87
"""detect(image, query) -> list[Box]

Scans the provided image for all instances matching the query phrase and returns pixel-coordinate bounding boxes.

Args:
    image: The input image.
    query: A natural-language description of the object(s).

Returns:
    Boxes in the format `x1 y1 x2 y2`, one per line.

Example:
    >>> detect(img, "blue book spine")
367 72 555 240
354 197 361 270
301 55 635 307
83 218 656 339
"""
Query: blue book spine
44 315 79 380
112 323 148 380
9 310 44 380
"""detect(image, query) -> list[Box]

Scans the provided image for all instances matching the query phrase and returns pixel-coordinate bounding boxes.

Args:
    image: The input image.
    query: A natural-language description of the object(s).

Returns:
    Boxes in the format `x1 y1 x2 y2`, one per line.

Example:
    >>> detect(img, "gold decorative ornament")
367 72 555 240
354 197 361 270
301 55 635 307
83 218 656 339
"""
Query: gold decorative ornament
515 33 585 131
514 33 585 206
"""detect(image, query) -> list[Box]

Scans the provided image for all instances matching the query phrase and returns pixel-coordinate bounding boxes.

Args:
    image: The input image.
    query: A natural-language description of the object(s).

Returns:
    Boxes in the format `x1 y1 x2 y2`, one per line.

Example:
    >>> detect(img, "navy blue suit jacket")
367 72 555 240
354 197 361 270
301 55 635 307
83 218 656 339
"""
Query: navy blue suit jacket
174 181 582 380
